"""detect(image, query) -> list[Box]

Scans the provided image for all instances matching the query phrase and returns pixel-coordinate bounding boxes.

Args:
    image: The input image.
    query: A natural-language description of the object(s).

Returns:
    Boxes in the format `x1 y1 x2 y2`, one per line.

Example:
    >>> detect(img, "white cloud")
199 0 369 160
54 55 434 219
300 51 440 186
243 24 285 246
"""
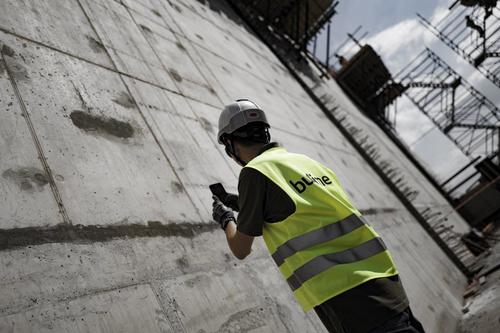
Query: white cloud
393 97 434 143
430 5 448 23
412 130 470 180
366 16 437 71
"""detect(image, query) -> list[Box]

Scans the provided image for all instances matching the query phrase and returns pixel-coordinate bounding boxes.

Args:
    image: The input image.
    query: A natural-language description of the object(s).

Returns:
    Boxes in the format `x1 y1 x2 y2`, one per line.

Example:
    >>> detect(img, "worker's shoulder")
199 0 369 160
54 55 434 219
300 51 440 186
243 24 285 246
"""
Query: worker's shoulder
239 166 267 183
238 167 270 198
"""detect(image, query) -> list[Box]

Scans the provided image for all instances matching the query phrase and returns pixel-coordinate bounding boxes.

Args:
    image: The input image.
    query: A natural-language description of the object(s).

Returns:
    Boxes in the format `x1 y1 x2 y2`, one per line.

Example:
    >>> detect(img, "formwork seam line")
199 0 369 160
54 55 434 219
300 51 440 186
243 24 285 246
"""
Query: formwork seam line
121 0 238 182
0 26 222 110
76 0 205 220
149 281 187 333
0 51 71 225
118 0 240 197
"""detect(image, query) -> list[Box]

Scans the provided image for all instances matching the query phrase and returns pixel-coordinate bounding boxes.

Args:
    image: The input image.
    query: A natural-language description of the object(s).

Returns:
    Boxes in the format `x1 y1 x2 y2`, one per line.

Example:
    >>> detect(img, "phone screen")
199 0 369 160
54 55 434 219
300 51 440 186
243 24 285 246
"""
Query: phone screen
209 183 227 200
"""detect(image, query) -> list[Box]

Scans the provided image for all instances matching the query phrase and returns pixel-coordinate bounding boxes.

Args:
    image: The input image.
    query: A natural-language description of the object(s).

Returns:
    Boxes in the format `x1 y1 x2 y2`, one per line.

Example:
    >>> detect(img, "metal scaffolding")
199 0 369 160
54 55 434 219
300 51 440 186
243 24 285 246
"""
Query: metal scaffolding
235 0 339 53
228 1 339 77
331 42 498 265
418 0 500 88
389 48 500 159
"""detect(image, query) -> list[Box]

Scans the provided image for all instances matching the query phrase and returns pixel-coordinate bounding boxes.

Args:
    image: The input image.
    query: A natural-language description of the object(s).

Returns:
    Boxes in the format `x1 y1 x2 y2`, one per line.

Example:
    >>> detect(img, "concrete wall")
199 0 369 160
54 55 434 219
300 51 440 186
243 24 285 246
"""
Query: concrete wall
0 0 466 332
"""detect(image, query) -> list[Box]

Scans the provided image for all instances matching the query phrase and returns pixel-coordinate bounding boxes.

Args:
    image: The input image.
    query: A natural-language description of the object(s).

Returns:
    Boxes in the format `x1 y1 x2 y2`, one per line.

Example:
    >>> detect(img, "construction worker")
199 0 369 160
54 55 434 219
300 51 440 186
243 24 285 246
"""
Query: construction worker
211 99 425 333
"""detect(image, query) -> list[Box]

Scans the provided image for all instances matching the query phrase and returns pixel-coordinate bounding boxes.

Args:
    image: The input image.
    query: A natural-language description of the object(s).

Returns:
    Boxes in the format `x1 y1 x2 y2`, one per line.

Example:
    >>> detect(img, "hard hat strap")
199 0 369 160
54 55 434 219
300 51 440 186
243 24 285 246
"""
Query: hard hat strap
223 136 247 166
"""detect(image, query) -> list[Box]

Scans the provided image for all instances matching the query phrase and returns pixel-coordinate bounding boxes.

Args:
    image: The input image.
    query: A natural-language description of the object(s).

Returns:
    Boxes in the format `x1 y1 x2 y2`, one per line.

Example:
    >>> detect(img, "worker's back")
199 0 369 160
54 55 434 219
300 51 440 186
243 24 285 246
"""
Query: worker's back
245 146 399 311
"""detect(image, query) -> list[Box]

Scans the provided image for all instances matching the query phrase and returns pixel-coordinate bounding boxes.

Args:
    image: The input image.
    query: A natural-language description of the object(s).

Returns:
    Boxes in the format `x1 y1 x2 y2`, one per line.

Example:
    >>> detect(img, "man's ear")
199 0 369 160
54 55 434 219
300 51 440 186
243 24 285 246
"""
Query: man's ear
232 139 240 154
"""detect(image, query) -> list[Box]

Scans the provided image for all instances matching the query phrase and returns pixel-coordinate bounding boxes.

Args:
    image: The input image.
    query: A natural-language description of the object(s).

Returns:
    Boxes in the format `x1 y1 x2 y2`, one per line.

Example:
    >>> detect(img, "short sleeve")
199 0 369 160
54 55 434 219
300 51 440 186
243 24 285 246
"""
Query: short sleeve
236 167 267 236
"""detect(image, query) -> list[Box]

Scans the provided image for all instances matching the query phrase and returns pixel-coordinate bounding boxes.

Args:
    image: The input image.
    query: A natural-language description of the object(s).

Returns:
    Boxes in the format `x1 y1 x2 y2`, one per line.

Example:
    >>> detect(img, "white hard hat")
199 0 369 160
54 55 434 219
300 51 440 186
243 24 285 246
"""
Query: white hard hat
217 99 270 144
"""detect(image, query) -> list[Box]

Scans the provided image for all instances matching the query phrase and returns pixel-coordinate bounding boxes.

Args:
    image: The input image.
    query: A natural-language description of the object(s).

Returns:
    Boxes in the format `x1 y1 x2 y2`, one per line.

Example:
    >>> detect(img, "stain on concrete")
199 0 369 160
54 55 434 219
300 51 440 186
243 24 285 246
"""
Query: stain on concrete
175 256 190 271
172 3 183 13
185 274 210 289
0 222 219 251
2 167 49 192
217 307 266 332
171 181 184 193
7 61 30 82
169 68 183 82
139 24 153 34
199 117 213 133
112 91 137 109
151 9 162 17
184 276 198 288
175 41 186 51
359 207 397 215
70 110 134 139
85 35 105 53
1 45 15 57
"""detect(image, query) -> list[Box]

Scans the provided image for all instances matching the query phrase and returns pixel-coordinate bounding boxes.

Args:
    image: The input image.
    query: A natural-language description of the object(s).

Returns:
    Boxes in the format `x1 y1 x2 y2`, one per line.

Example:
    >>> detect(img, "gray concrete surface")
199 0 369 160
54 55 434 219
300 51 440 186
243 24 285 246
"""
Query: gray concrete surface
0 0 473 332
459 242 500 333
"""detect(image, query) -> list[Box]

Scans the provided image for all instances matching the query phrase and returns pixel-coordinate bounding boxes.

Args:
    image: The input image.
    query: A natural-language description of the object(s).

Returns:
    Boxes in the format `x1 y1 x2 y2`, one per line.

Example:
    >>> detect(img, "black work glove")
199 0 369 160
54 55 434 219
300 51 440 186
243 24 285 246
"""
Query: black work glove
218 193 239 212
212 196 236 230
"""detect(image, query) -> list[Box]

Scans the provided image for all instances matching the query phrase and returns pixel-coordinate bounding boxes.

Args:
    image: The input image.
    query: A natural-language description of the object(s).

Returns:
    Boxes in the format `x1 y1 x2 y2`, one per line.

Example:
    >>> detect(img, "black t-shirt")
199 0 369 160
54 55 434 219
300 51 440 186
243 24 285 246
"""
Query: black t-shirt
236 143 409 333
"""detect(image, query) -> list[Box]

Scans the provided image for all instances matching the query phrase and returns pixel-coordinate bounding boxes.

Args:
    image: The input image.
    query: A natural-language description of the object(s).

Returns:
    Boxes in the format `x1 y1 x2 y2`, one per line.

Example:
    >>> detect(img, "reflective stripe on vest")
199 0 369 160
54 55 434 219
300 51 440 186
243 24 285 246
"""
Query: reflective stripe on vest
287 237 387 290
271 214 367 266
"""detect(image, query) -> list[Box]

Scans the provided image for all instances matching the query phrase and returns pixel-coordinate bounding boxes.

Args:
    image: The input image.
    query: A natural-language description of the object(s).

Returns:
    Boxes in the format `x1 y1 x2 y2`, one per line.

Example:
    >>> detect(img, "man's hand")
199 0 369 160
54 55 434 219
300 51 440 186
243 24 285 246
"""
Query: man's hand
218 193 239 212
212 196 254 260
212 196 235 230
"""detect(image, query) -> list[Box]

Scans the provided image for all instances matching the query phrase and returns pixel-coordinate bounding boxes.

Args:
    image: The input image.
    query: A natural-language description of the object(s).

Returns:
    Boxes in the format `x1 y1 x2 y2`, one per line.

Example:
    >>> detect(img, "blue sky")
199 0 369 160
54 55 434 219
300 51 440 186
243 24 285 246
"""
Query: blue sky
313 1 500 184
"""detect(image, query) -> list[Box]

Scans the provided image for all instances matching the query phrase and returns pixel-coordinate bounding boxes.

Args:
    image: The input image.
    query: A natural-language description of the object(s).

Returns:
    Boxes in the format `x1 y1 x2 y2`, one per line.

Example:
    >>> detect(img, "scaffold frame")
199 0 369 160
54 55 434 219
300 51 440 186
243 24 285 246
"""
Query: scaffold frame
418 1 500 88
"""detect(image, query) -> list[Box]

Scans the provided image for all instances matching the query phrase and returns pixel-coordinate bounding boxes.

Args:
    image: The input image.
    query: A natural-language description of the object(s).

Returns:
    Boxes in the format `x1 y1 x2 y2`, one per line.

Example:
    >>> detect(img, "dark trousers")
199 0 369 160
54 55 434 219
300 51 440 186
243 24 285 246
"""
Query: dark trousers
316 307 426 333
368 308 426 333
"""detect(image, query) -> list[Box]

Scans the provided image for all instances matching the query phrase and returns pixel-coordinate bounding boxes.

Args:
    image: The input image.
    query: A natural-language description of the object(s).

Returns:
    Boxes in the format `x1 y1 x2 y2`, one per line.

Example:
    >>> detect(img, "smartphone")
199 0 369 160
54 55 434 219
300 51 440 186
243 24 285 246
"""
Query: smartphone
209 183 228 200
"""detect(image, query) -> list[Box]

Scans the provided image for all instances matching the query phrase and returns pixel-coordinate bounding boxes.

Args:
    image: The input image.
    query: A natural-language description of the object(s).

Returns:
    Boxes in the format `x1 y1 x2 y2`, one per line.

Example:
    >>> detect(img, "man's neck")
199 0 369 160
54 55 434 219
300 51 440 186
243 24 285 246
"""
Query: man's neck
243 142 279 164
243 144 266 163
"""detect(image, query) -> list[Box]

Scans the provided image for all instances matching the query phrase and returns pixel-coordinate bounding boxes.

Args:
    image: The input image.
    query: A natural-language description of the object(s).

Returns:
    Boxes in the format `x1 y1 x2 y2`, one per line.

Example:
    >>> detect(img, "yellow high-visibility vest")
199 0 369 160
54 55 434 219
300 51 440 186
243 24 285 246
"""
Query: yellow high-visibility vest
245 147 398 311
